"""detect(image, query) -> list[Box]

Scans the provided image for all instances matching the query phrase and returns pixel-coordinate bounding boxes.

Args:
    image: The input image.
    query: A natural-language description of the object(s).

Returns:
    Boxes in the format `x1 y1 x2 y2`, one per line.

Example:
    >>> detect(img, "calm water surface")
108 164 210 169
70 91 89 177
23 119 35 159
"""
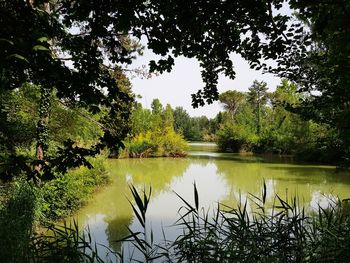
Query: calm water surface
71 143 350 260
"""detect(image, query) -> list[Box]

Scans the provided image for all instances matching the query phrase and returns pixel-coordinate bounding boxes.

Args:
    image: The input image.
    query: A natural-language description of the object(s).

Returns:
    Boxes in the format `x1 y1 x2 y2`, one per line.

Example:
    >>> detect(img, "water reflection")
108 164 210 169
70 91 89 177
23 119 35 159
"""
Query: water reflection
71 146 350 259
110 158 192 195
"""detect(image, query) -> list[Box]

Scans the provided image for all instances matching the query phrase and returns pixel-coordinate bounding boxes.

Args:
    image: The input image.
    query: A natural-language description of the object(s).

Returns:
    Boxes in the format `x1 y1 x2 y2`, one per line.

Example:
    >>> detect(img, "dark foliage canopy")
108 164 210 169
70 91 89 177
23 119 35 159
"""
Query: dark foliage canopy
0 0 295 105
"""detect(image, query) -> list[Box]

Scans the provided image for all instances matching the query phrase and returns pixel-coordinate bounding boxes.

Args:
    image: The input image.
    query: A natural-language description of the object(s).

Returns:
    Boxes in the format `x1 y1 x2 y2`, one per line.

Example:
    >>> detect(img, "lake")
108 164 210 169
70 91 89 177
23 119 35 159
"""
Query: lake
71 142 350 260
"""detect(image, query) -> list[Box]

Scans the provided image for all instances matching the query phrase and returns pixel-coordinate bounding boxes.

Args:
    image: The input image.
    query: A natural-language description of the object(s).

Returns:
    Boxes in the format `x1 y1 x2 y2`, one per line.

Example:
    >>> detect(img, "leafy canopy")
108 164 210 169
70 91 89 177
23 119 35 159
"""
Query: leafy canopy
1 0 294 108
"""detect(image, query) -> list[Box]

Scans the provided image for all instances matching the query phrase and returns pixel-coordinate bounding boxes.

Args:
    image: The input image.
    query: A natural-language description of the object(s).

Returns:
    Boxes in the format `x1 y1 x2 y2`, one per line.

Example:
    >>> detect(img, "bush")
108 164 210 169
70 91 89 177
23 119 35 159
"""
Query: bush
217 123 258 152
202 132 217 142
255 129 296 154
40 155 109 221
121 127 188 158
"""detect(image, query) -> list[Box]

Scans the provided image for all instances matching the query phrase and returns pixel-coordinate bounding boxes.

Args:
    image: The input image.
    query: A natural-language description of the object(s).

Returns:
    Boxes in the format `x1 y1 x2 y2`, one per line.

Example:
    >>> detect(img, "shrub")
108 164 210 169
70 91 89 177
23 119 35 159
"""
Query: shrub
40 155 109 221
217 123 258 152
202 132 217 142
121 127 188 158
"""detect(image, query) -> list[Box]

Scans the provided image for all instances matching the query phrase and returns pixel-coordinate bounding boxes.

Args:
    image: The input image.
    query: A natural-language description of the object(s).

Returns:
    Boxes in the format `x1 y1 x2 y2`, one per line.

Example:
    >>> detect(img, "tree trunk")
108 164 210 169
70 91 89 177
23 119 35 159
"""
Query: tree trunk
257 100 261 136
33 86 51 183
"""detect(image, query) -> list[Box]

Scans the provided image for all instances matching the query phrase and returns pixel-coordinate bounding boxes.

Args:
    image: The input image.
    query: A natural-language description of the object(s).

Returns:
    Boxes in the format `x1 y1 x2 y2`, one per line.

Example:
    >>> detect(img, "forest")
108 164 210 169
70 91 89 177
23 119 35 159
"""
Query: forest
1 0 350 262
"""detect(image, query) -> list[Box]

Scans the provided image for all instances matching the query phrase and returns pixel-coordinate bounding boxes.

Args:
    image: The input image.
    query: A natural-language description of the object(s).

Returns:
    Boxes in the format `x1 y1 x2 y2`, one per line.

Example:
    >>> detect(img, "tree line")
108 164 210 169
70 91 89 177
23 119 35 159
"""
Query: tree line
132 79 339 165
216 80 340 164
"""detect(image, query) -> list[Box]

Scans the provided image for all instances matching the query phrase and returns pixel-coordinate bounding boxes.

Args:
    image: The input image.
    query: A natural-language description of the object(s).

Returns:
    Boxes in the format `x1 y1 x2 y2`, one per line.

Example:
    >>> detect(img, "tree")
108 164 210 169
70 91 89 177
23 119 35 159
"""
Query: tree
188 116 209 141
269 80 303 134
262 80 307 154
209 112 225 135
277 1 350 164
0 84 105 180
151 99 163 129
163 104 174 129
0 84 39 155
247 81 269 135
173 107 212 141
219 90 245 119
151 99 163 116
0 0 298 108
173 107 192 139
130 103 154 135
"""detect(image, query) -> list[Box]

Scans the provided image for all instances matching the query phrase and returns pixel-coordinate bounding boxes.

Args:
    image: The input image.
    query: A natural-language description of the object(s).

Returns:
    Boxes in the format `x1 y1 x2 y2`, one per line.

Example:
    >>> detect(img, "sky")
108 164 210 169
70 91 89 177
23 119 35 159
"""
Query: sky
130 49 281 118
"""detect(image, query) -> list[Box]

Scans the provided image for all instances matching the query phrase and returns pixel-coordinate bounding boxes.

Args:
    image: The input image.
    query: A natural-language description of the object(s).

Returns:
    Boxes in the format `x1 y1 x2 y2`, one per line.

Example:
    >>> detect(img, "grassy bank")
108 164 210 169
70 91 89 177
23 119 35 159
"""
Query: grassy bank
0 154 110 262
40 154 110 221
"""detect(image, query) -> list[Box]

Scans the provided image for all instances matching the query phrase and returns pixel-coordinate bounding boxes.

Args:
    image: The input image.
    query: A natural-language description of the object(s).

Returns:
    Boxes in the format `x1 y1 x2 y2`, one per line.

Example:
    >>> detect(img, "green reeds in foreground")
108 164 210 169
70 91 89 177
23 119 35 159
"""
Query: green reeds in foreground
115 185 168 263
29 221 104 263
120 183 350 263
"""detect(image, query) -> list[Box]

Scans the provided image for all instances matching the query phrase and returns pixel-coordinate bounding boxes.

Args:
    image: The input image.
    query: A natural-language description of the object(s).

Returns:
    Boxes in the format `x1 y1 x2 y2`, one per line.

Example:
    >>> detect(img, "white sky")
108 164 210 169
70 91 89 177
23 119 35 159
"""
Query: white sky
130 50 281 118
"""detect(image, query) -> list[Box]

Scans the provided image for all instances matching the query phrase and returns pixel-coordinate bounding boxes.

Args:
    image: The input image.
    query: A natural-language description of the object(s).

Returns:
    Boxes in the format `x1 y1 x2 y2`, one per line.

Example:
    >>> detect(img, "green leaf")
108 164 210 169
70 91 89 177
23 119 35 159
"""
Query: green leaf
5 54 29 63
33 45 50 52
37 37 48 43
0 38 14 45
194 182 199 212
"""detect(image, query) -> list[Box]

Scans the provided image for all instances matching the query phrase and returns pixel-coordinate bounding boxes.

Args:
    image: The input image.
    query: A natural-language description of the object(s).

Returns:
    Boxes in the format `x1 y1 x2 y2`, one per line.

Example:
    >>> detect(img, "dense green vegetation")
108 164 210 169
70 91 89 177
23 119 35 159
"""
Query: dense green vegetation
0 180 106 262
124 99 218 145
173 107 218 142
1 0 349 172
215 80 341 164
0 83 110 260
138 79 337 165
0 181 38 262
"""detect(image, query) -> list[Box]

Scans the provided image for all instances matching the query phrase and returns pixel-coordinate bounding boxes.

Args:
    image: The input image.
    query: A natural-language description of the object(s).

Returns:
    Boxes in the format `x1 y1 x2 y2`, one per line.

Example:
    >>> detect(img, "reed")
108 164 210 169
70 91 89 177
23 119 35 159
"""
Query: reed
29 220 104 263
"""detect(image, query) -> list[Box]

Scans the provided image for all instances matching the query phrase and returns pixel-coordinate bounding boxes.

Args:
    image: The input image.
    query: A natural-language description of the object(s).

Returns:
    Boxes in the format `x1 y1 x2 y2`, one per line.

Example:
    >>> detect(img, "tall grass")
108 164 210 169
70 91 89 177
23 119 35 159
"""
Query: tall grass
115 185 165 262
0 181 106 262
0 154 110 262
30 221 104 262
0 180 39 262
